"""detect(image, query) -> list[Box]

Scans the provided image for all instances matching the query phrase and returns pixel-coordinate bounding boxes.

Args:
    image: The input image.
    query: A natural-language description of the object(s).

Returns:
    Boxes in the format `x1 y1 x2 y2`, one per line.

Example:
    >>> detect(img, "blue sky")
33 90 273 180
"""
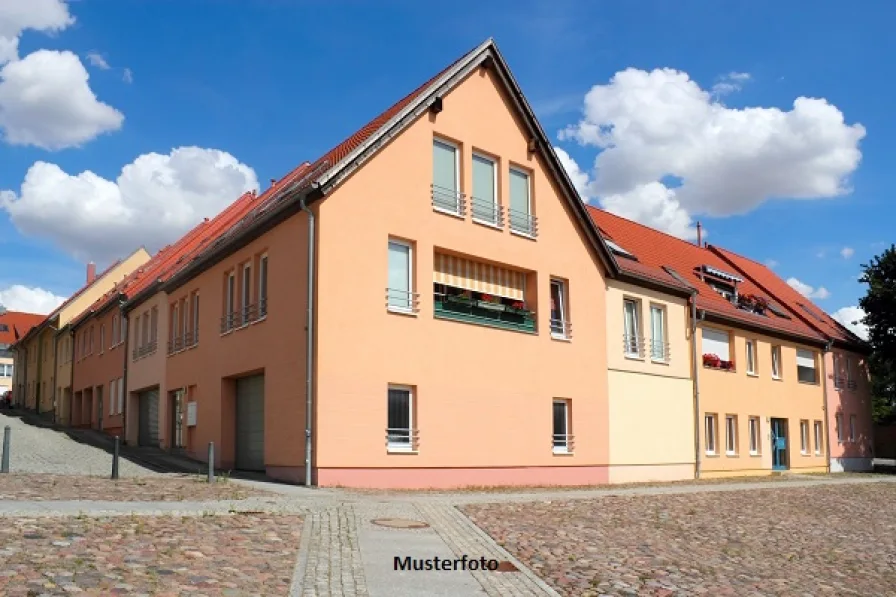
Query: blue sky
0 1 891 334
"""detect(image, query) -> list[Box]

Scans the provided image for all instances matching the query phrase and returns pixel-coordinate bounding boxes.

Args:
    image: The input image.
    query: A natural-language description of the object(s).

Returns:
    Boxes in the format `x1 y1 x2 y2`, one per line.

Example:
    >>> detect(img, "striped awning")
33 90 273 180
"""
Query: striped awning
433 253 526 300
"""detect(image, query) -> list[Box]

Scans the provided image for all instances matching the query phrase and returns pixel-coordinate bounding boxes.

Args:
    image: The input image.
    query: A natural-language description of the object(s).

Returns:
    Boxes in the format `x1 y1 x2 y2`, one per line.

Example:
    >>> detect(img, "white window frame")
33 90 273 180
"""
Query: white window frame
623 298 641 357
109 380 116 415
701 327 731 362
225 271 235 332
259 254 269 318
849 414 856 442
746 339 756 375
432 138 461 216
725 415 737 455
100 324 105 353
117 378 124 414
387 239 414 314
191 293 200 342
508 166 533 237
241 263 252 326
814 421 823 455
835 413 843 443
800 420 809 455
749 416 760 455
386 385 414 452
471 152 499 227
771 345 782 379
552 399 571 454
550 279 569 339
171 303 179 345
796 348 817 384
705 414 717 455
649 304 667 362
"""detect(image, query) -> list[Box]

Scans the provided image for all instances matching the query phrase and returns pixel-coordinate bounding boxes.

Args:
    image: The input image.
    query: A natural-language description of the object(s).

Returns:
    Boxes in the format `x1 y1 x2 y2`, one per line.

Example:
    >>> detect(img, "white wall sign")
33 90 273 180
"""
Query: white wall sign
186 401 197 427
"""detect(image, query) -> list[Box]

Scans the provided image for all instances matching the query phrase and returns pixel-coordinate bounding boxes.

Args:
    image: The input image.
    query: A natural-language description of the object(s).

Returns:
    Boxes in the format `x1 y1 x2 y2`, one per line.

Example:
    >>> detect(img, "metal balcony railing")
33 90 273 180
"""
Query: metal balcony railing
649 340 671 362
623 334 646 358
507 207 538 237
385 288 420 313
220 311 238 334
552 433 575 453
386 427 420 451
470 196 503 227
550 318 572 339
132 339 158 361
431 184 465 216
259 295 268 319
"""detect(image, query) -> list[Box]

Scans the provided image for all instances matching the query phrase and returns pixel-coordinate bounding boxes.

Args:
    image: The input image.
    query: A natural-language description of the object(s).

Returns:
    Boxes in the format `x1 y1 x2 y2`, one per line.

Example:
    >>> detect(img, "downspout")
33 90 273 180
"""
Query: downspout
690 293 702 479
299 198 316 487
821 340 833 473
120 298 129 445
52 329 59 424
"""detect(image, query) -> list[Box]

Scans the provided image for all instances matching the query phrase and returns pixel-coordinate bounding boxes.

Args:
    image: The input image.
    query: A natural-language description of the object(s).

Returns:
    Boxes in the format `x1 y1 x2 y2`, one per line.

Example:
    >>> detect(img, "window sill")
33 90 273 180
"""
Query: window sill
650 358 670 366
800 451 810 456
251 315 268 325
703 366 737 373
387 448 418 455
747 372 758 377
772 376 782 382
387 306 418 317
749 452 760 457
797 380 819 386
725 452 738 457
433 206 465 220
705 452 719 458
624 354 644 361
552 450 574 456
509 229 537 241
551 334 571 343
472 217 502 230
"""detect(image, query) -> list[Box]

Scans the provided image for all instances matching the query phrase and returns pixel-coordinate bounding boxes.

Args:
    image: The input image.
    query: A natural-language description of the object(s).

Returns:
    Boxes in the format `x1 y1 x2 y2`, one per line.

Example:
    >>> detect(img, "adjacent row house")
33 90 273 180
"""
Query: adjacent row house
11 38 874 487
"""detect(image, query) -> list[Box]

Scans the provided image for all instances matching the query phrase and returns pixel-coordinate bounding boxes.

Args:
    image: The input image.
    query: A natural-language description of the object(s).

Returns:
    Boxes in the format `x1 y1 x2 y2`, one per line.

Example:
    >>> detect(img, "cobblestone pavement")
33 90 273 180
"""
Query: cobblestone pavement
0 413 157 476
296 506 368 596
0 513 302 596
0 473 273 502
462 482 896 596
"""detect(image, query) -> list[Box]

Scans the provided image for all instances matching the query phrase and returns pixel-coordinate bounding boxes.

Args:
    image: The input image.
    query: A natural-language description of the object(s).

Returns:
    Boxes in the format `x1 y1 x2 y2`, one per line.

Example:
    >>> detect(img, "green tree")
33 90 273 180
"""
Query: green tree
859 244 896 423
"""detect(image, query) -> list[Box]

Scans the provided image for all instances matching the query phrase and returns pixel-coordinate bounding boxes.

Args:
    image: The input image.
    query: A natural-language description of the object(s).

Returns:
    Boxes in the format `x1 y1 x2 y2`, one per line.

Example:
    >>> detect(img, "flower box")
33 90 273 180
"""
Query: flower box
476 300 506 312
737 293 768 315
703 353 735 370
445 294 473 305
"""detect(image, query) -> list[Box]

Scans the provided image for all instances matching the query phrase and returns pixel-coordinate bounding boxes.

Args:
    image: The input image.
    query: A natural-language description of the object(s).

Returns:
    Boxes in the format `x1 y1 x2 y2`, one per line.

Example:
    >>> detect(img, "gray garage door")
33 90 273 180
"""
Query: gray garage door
235 375 265 471
138 389 160 447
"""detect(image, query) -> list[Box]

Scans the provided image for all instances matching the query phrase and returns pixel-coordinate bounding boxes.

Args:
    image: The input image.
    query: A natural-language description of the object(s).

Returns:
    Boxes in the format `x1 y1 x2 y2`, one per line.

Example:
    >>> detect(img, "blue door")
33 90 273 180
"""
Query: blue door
771 418 788 470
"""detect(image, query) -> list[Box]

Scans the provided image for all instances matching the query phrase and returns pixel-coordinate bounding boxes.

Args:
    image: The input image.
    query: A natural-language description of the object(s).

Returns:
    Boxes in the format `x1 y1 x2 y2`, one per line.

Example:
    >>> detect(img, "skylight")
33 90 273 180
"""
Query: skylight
604 238 637 260
766 301 792 319
798 302 824 322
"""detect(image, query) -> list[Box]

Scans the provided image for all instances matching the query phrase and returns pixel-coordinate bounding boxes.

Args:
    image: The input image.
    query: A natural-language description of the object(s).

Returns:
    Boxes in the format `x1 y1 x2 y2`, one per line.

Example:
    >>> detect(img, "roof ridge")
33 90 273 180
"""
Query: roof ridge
585 205 708 253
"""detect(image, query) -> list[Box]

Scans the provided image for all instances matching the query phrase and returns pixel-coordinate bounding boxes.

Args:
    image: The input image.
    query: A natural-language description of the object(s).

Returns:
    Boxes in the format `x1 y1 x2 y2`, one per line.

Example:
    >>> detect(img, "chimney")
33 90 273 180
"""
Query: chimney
696 222 703 248
86 262 96 284
270 178 276 188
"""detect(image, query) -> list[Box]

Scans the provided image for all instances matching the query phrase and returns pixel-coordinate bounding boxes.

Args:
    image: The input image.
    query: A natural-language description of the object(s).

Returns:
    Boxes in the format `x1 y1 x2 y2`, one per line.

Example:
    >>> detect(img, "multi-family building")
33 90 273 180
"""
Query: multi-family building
0 311 44 397
12 251 150 417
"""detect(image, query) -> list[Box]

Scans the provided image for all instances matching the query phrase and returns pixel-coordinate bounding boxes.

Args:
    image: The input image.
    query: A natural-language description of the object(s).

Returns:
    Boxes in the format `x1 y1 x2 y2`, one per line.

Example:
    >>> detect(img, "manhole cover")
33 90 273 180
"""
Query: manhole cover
370 518 430 529
495 561 518 572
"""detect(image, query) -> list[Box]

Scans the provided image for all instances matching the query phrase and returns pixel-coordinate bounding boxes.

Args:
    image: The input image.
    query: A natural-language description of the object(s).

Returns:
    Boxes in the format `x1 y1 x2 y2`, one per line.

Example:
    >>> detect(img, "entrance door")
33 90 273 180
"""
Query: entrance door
771 418 788 470
138 389 160 447
235 375 265 471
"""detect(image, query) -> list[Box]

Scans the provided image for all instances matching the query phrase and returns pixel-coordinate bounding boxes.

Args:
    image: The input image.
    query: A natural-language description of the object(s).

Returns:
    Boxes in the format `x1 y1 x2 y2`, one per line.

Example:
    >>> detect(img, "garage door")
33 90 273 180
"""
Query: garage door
138 389 160 447
235 375 265 471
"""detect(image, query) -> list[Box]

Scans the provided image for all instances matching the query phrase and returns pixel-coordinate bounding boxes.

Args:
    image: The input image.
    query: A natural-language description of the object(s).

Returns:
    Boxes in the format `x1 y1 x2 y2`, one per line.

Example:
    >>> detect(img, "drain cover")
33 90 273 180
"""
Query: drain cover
371 518 430 529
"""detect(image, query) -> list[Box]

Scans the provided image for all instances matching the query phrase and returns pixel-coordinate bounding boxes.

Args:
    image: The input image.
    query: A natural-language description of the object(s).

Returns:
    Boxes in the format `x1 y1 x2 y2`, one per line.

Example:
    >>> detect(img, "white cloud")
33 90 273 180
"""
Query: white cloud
0 49 124 149
86 51 109 70
122 67 133 84
765 259 779 269
712 71 751 96
0 147 259 265
831 306 869 341
0 0 73 65
840 246 855 259
0 284 65 315
553 147 590 198
786 277 831 300
557 67 865 239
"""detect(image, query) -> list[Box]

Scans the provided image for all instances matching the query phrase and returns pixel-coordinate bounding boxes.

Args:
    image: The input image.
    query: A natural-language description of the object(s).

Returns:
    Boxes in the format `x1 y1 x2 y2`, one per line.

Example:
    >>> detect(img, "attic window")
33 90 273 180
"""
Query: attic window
798 302 824 322
702 265 743 283
0 324 7 332
766 301 792 319
604 238 637 260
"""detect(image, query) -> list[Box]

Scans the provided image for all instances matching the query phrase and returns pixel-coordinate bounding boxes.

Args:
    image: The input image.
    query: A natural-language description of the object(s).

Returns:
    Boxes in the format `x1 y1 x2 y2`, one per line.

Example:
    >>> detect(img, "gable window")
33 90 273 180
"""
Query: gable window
649 304 667 361
746 339 757 375
702 328 732 370
241 263 252 325
814 421 823 455
471 153 499 226
725 415 738 455
387 385 415 452
259 254 268 318
552 399 572 454
387 240 415 313
432 139 462 215
771 345 782 379
749 416 760 455
508 167 536 237
705 414 718 455
796 349 817 383
550 279 570 339
623 299 642 357
800 420 809 455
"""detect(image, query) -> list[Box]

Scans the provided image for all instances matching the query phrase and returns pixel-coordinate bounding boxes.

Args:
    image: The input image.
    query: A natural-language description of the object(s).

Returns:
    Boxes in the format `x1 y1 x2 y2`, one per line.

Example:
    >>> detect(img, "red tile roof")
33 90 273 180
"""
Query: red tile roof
710 246 866 348
587 206 828 344
0 311 45 345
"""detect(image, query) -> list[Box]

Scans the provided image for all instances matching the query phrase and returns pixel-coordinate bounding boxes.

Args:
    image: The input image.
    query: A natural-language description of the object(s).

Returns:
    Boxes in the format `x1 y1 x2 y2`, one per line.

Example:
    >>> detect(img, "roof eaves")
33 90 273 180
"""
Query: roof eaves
699 307 827 348
122 279 164 314
615 269 693 298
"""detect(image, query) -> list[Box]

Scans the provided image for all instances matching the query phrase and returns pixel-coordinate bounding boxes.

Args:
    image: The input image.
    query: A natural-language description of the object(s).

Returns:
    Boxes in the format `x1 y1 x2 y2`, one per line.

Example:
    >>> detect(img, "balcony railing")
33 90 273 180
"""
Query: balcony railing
167 331 199 356
132 339 158 361
386 427 420 451
167 335 184 355
434 291 535 333
385 288 420 313
470 196 503 227
431 184 465 216
221 301 266 334
259 295 268 319
508 207 538 237
649 340 671 362
552 433 575 453
834 376 846 389
623 334 645 358
550 318 572 339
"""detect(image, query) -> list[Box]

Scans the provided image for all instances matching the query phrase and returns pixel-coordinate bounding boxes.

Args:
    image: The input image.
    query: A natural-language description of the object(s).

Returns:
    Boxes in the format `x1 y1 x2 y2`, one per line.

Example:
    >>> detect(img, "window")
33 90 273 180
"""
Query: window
796 349 817 383
749 417 760 455
241 263 252 325
471 153 498 225
170 303 179 345
387 240 414 312
702 328 731 367
224 272 235 332
649 304 667 361
119 317 127 345
100 324 105 353
814 421 823 455
89 327 94 354
432 139 461 214
705 414 718 455
259 255 268 318
846 357 854 389
109 380 117 415
849 414 856 442
509 167 534 236
191 294 199 344
771 345 782 379
142 313 150 348
387 386 414 452
112 316 118 347
550 279 569 338
150 307 158 344
800 420 809 454
117 378 124 414
746 339 756 375
833 353 843 388
180 298 188 342
553 399 572 454
623 299 641 357
835 413 843 442
725 415 737 455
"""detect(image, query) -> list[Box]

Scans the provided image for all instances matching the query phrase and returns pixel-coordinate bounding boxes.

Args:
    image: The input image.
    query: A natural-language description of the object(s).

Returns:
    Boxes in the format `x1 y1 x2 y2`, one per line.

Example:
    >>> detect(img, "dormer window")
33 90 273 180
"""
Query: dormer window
603 238 638 261
701 265 742 302
708 280 735 300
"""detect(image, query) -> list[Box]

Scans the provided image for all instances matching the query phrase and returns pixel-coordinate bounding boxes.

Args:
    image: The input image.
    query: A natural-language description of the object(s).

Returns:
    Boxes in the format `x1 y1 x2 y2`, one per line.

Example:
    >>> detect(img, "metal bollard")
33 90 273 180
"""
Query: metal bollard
1 426 9 474
207 442 215 483
111 436 120 480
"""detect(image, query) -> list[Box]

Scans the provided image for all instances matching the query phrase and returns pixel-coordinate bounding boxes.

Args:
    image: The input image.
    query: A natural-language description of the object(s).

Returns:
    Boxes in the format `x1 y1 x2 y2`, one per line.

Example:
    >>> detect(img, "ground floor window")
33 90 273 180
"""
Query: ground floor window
552 399 572 453
814 421 823 455
749 416 760 455
725 415 738 455
387 386 415 452
705 414 718 455
800 420 809 454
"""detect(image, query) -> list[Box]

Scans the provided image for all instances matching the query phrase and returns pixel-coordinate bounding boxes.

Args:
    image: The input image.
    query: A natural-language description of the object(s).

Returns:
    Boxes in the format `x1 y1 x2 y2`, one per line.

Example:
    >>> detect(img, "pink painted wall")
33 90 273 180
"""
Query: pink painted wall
71 308 125 435
825 349 874 460
126 292 169 447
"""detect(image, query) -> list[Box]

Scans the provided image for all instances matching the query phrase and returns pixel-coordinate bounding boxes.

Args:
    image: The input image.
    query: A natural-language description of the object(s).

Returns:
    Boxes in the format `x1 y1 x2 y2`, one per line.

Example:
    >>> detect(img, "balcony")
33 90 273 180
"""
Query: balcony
167 331 198 356
470 196 504 228
622 334 645 358
431 184 465 217
385 288 420 314
434 289 535 333
508 207 538 238
386 427 419 452
132 340 158 361
220 299 267 334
